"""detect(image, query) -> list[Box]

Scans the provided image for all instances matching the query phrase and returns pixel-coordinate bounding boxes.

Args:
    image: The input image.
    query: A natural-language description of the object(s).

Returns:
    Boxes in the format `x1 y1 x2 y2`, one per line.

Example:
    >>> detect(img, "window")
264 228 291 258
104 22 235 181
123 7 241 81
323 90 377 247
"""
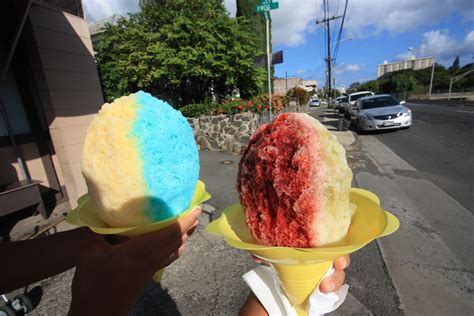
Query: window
361 96 399 110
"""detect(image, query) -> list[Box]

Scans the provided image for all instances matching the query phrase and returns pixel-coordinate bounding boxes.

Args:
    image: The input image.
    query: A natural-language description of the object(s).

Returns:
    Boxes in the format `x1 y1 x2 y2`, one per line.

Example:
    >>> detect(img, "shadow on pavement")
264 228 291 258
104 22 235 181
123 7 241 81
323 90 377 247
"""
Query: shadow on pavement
0 206 37 241
131 282 181 316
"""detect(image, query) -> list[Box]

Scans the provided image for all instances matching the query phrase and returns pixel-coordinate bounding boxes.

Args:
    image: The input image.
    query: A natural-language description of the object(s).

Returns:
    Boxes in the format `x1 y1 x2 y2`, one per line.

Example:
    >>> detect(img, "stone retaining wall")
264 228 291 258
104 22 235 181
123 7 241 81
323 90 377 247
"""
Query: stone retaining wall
187 112 259 153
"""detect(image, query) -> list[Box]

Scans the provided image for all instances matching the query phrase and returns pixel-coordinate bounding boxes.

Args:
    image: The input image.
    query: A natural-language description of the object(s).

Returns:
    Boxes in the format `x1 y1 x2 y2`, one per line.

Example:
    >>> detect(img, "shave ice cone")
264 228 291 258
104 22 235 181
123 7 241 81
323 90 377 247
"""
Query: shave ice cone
67 180 211 282
271 261 332 316
207 188 400 314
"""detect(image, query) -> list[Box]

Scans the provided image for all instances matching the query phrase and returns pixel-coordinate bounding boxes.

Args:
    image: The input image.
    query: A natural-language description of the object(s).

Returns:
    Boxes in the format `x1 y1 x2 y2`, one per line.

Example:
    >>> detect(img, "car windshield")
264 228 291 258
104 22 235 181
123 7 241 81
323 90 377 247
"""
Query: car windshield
341 97 348 102
350 93 372 102
361 96 400 109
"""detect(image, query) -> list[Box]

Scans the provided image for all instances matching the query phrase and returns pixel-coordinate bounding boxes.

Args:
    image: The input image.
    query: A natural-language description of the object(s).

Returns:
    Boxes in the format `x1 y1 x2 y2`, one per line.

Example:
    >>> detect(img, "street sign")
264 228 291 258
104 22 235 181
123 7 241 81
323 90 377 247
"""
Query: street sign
254 51 284 67
255 1 279 13
272 50 283 65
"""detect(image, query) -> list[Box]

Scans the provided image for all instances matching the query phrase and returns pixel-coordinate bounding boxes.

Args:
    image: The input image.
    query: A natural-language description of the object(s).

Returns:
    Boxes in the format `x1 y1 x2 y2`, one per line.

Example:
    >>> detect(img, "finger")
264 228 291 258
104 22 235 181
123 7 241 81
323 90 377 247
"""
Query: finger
156 245 186 269
133 219 197 269
161 207 202 238
131 207 202 246
103 234 129 245
184 221 199 238
251 255 269 266
319 270 345 293
334 255 350 271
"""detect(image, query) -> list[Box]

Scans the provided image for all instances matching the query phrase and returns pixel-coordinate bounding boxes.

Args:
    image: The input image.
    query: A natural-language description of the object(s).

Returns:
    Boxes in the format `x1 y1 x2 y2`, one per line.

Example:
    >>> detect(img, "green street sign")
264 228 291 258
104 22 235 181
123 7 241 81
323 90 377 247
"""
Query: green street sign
255 2 279 13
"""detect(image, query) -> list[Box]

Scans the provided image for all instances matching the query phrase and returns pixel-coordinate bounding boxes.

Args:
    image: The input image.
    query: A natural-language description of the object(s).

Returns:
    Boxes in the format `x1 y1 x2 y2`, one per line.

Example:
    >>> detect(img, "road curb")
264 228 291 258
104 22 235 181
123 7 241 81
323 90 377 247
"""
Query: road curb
309 107 356 148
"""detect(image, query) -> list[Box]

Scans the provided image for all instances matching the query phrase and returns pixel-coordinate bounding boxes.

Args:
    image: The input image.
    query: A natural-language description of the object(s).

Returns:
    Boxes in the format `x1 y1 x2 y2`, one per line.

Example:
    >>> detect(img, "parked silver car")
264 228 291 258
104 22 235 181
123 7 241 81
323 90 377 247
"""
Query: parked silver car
352 94 412 132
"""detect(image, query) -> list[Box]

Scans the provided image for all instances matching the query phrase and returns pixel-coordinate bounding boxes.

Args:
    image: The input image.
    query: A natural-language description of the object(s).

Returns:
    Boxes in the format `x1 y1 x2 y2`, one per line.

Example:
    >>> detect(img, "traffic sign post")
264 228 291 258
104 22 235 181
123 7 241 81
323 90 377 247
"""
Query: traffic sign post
255 0 279 121
255 2 279 13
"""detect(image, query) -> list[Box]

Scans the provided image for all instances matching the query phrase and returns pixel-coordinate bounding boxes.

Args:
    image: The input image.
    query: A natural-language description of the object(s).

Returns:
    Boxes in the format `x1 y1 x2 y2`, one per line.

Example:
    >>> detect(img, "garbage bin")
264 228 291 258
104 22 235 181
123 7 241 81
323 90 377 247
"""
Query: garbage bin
337 117 349 131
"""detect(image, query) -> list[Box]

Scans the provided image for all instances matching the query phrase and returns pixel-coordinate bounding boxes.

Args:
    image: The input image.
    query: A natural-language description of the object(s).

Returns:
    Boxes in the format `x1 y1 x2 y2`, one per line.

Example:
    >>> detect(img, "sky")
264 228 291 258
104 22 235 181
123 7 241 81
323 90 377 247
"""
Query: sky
82 0 474 89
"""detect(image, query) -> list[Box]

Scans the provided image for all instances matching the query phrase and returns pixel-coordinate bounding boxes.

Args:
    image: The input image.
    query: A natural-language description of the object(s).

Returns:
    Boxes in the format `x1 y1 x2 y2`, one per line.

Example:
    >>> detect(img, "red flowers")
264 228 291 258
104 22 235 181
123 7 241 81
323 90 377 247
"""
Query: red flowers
247 101 253 107
258 105 262 110
237 105 244 110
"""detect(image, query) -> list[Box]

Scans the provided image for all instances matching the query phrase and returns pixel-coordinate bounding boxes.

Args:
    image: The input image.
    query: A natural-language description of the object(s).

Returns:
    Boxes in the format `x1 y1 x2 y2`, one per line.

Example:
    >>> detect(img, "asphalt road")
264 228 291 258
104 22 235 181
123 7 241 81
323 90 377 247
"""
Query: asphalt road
371 102 474 212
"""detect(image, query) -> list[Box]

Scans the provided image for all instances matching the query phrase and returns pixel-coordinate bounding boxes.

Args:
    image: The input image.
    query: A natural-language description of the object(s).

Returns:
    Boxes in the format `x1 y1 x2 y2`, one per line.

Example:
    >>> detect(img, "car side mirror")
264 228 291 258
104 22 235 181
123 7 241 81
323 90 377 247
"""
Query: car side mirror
400 100 406 105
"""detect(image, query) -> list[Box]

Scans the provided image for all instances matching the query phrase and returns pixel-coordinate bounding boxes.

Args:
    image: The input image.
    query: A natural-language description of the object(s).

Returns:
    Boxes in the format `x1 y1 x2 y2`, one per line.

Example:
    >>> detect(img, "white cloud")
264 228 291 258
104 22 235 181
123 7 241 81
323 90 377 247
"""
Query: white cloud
340 0 474 38
82 0 474 51
271 0 318 47
271 0 474 47
335 63 362 74
223 0 236 17
395 29 474 65
82 0 139 22
83 0 236 22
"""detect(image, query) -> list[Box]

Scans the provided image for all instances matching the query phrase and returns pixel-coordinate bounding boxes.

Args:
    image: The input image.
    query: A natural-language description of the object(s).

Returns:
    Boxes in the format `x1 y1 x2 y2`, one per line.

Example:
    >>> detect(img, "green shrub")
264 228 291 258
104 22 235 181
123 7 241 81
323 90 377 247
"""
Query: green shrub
179 103 218 117
216 99 247 115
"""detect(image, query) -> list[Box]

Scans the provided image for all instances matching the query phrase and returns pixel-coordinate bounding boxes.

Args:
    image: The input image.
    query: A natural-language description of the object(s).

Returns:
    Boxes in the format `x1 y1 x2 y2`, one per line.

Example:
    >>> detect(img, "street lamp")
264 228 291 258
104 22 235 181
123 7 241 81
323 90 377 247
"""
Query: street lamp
330 37 352 98
408 47 436 97
331 37 353 46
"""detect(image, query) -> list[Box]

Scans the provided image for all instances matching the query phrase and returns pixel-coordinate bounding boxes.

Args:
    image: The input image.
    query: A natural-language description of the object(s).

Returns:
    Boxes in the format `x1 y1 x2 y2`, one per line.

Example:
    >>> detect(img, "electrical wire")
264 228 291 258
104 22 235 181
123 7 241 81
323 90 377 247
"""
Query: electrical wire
333 0 348 65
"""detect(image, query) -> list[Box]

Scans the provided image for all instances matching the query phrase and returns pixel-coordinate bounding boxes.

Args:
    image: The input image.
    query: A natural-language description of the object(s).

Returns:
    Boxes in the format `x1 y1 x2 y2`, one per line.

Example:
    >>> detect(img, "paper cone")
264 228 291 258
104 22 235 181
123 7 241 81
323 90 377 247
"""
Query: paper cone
271 261 332 315
67 180 211 282
207 188 399 314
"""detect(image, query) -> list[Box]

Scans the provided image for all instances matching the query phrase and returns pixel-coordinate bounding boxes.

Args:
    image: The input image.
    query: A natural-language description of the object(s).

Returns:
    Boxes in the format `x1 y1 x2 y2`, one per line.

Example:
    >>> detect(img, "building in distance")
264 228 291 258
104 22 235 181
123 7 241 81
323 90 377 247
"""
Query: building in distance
377 56 434 78
274 77 319 96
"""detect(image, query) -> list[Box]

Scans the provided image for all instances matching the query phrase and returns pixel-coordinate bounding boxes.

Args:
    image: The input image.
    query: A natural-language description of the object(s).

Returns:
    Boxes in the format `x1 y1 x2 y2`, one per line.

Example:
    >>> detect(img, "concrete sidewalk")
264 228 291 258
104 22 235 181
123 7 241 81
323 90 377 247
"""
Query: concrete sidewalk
307 106 355 148
351 136 474 315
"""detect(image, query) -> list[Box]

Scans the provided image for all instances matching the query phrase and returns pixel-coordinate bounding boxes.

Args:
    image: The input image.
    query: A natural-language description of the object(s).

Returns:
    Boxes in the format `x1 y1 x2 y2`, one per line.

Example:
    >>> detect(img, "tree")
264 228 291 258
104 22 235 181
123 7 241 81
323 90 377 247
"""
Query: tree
347 82 361 93
236 0 269 94
236 0 266 55
287 87 310 105
359 80 379 93
95 0 264 105
450 55 460 71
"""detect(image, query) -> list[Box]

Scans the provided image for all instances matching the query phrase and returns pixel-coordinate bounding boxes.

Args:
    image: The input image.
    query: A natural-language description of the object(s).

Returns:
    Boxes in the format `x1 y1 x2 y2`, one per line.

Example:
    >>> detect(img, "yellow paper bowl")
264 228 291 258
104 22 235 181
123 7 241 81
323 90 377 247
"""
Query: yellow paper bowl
66 180 211 281
206 188 399 315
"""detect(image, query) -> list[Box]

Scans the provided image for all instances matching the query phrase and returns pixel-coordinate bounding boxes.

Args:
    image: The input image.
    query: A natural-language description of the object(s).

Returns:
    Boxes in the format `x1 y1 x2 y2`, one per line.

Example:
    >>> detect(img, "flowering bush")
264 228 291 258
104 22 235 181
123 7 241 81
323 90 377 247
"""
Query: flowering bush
179 103 218 117
180 95 289 117
251 94 289 113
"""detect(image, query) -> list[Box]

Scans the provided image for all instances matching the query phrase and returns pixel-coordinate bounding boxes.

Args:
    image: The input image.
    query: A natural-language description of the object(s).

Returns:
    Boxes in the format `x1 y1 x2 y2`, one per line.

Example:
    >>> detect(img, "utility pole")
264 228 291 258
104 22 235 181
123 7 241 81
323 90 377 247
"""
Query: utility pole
255 1 279 121
316 9 342 108
285 71 288 95
265 10 272 120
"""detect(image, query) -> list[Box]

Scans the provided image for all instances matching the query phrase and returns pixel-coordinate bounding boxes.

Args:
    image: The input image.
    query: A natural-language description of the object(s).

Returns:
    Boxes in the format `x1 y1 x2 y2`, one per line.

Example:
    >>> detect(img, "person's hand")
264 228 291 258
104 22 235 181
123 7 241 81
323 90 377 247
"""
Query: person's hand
69 206 202 316
240 255 351 315
252 254 350 293
319 255 350 293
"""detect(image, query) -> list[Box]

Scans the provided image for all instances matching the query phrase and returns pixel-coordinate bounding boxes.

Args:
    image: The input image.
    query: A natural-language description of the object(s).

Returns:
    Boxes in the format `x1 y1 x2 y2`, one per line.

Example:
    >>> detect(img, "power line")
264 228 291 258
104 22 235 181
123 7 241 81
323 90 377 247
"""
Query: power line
316 1 342 105
333 0 348 65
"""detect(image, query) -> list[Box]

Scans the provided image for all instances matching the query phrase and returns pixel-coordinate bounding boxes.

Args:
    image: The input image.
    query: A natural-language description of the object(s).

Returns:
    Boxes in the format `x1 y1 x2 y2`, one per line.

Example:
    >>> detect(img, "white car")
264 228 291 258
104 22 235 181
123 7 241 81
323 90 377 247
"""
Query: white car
353 94 412 132
309 99 321 107
344 91 375 117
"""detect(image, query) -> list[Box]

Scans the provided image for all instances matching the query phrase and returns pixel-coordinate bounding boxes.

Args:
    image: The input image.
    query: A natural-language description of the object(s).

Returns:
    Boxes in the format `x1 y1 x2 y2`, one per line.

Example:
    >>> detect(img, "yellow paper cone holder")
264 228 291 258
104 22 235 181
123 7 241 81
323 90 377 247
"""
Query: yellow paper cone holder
207 188 399 316
67 180 211 282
